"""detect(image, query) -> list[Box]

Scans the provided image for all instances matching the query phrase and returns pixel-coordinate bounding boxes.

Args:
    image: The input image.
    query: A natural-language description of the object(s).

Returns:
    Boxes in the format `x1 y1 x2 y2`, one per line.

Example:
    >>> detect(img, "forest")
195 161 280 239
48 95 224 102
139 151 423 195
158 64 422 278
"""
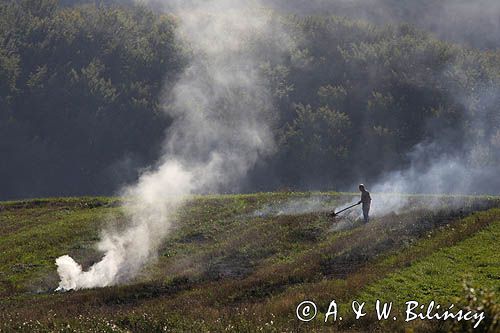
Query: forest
1 0 500 199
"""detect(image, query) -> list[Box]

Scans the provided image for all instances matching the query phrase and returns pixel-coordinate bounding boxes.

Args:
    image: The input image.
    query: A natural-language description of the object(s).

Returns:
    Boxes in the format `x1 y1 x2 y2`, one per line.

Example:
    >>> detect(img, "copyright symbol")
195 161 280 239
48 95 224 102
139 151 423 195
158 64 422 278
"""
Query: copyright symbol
296 300 317 322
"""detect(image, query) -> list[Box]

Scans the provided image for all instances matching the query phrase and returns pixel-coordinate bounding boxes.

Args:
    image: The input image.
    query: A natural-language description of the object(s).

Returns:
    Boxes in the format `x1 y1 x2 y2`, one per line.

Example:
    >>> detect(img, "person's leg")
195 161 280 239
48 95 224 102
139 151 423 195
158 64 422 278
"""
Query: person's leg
363 206 369 223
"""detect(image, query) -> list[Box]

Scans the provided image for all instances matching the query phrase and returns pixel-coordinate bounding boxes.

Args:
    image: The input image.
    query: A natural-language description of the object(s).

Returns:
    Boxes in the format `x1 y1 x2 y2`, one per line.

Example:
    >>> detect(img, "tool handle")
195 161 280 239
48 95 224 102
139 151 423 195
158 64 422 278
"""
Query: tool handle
335 202 360 214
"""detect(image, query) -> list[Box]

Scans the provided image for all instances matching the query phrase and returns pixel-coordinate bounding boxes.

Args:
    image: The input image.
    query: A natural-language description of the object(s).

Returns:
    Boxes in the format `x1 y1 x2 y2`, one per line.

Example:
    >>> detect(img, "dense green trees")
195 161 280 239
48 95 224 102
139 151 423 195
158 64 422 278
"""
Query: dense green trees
277 104 351 187
269 0 500 50
272 16 500 189
1 0 183 197
1 0 499 198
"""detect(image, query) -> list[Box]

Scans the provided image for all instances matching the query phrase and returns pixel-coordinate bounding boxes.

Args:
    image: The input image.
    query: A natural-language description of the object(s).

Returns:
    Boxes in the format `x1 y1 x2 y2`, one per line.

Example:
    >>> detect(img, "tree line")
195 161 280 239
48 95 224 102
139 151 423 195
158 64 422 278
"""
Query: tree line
1 0 499 198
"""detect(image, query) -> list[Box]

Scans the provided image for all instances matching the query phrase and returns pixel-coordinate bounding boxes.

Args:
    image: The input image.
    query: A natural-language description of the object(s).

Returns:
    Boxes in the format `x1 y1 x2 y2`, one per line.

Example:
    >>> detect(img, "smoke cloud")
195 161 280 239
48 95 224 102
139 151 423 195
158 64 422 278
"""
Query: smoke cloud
55 0 291 290
55 0 500 290
371 57 500 211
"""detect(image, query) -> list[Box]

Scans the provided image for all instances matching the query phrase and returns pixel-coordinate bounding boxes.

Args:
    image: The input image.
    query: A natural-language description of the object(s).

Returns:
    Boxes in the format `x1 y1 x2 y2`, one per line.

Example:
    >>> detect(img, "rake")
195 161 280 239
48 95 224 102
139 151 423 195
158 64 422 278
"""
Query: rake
328 202 360 217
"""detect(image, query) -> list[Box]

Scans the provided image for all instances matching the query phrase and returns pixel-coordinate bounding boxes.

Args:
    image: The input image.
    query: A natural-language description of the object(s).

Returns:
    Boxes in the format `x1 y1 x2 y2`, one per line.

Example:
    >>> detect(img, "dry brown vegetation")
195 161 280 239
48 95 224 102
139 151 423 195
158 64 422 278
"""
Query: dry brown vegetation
0 193 499 332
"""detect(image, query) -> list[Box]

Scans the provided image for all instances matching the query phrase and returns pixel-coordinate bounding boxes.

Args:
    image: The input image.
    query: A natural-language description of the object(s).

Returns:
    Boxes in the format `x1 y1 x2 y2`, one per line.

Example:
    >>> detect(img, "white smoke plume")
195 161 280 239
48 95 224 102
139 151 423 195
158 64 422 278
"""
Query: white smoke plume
55 0 291 290
370 61 500 214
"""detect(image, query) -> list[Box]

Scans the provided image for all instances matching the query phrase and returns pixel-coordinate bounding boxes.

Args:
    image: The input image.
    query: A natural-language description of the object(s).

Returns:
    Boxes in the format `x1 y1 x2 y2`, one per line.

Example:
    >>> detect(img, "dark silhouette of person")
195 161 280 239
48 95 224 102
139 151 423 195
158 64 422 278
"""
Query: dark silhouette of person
358 184 371 223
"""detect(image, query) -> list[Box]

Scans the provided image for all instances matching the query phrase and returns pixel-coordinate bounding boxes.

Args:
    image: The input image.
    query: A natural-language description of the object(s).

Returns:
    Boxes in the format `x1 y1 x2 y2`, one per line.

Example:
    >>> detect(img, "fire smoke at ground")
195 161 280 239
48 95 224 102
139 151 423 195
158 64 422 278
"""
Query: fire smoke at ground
55 0 292 291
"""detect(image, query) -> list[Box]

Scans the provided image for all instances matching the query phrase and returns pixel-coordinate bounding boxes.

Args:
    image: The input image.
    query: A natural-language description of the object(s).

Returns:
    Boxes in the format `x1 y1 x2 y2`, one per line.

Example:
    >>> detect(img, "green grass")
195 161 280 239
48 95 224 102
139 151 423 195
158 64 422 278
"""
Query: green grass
360 212 500 304
0 193 499 332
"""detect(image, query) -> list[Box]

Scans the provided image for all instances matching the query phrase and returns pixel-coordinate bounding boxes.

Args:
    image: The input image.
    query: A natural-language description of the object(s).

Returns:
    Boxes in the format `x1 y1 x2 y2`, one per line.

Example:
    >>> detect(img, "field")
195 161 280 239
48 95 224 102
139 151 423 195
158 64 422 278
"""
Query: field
0 192 499 332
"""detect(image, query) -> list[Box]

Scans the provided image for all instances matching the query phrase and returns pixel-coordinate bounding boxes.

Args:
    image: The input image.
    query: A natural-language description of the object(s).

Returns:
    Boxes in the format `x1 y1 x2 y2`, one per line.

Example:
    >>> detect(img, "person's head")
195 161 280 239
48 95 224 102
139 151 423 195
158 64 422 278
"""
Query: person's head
359 184 365 192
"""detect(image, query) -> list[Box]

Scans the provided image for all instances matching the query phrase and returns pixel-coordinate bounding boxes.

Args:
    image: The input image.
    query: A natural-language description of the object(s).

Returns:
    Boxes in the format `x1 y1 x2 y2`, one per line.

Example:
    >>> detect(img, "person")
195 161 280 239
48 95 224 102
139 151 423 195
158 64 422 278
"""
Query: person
358 184 371 223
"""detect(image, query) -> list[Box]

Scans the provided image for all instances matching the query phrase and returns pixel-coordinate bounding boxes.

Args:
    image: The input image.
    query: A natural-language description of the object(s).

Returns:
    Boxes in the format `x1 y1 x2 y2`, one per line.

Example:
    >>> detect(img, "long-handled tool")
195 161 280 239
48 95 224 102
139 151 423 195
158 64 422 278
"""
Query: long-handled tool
328 202 360 217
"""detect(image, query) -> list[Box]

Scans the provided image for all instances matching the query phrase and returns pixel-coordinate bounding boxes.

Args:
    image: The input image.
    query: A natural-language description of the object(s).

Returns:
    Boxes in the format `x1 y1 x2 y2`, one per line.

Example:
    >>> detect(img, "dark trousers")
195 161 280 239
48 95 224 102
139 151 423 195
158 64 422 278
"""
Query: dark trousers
362 204 370 223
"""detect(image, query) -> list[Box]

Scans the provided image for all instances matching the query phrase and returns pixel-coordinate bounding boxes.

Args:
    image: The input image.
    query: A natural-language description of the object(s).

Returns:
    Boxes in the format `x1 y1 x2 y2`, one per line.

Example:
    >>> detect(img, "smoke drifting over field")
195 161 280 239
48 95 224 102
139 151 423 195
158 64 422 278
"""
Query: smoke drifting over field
266 0 500 197
54 0 500 290
56 0 290 290
373 76 500 200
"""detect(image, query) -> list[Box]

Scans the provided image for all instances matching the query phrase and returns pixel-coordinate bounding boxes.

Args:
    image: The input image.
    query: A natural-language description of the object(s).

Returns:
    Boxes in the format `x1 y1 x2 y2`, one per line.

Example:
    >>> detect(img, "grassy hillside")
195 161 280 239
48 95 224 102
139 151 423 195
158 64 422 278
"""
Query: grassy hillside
0 193 499 332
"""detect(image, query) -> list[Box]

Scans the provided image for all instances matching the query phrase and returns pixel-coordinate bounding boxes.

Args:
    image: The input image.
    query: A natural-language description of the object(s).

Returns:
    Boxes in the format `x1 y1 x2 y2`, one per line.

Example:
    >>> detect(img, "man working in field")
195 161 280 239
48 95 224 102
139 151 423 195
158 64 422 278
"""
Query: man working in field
358 184 371 223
